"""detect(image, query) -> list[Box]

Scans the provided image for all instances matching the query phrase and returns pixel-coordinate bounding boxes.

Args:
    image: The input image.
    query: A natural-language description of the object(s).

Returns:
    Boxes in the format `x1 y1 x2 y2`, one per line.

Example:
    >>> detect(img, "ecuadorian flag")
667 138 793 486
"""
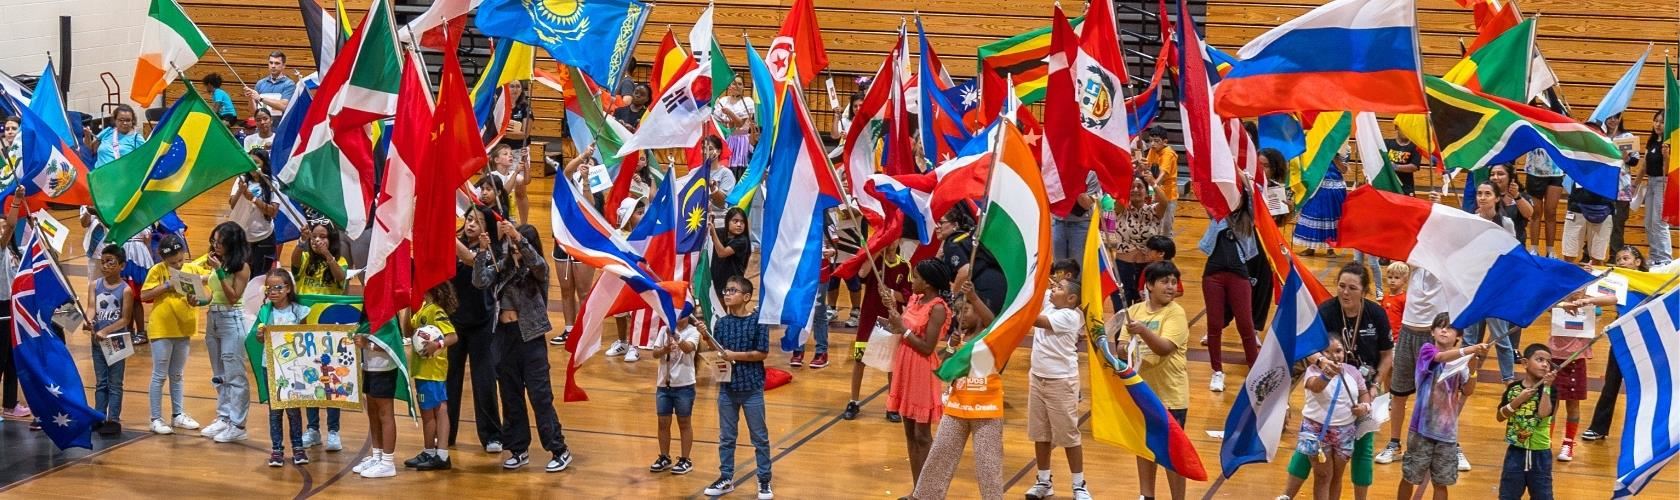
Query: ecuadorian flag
90 84 252 243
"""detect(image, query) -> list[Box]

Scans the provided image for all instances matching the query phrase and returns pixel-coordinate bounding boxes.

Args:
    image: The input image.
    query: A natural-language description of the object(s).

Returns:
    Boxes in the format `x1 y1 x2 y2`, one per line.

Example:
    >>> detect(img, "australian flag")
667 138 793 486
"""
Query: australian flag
475 0 650 92
12 224 103 450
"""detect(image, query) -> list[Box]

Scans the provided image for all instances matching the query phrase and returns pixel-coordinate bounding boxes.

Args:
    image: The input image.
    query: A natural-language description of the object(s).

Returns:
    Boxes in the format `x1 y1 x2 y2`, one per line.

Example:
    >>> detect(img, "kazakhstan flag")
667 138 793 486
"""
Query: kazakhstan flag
475 0 650 93
90 84 253 243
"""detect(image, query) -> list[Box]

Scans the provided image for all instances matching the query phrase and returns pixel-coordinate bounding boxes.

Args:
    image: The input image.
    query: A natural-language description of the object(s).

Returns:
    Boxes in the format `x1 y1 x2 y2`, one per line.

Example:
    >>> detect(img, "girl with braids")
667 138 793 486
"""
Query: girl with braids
883 259 954 490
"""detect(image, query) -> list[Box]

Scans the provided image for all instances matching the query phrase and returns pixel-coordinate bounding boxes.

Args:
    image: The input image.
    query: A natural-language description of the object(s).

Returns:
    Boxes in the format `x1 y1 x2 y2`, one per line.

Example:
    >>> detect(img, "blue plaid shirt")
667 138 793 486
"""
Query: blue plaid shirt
713 311 769 393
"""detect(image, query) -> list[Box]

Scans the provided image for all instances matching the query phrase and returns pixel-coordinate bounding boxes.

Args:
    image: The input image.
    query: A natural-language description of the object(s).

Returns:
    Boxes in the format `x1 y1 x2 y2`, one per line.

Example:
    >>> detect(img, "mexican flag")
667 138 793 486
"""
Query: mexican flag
936 121 1050 381
1353 112 1406 193
279 0 401 238
131 0 212 105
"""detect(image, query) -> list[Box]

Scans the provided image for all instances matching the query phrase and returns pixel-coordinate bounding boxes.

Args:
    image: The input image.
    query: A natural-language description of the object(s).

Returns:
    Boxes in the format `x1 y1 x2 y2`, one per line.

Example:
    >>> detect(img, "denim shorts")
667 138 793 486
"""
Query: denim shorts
416 380 448 411
656 385 697 417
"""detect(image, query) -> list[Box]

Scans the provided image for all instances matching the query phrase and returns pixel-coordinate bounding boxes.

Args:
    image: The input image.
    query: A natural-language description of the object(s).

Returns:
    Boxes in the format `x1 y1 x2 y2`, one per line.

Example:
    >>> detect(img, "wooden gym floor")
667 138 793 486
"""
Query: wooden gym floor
0 174 1673 499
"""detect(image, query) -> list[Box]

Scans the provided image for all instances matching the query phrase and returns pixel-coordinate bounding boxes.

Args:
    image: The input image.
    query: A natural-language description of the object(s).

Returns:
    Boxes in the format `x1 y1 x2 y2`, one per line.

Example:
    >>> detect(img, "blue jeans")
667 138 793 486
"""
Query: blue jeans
269 407 303 451
205 308 250 426
806 291 829 355
717 389 771 484
91 337 125 422
1646 175 1672 264
148 337 190 420
1498 446 1553 500
306 407 340 432
1465 318 1516 381
1050 216 1091 262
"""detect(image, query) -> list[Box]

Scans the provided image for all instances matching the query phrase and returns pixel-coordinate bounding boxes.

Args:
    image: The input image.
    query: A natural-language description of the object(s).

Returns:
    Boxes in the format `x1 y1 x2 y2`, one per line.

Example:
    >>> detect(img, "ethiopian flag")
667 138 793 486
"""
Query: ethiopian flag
936 121 1050 381
977 17 1083 105
131 0 212 105
90 85 251 244
1664 59 1680 224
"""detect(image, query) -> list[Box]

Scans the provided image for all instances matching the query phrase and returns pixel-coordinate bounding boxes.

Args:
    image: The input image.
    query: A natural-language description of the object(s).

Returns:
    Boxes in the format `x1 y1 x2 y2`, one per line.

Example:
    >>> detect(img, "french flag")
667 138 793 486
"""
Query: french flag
758 82 843 330
868 173 935 244
1220 264 1329 477
1213 0 1427 116
1337 186 1595 329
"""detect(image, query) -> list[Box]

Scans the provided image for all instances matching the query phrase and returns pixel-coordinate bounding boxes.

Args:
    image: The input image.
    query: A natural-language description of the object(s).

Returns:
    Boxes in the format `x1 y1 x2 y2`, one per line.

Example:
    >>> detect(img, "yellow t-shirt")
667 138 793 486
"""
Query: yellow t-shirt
409 302 455 381
1148 147 1179 201
143 262 206 339
1124 301 1189 410
296 253 349 296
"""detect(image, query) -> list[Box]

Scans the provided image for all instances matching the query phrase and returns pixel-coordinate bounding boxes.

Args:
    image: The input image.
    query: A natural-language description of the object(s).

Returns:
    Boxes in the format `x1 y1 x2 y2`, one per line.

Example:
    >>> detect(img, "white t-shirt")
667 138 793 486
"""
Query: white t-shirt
227 181 275 240
1302 364 1367 426
243 132 273 152
715 96 755 126
1401 268 1443 329
709 166 738 213
1030 306 1084 379
653 325 700 387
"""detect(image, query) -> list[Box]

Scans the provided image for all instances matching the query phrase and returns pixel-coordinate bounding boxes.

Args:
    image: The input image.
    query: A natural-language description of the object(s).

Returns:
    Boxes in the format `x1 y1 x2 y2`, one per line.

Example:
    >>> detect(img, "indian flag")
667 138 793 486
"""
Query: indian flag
936 120 1051 381
131 0 211 105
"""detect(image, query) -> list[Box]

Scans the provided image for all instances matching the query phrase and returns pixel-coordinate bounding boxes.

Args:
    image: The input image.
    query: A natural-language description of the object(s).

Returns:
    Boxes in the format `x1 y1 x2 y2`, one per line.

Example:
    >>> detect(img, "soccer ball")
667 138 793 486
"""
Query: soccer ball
412 326 444 357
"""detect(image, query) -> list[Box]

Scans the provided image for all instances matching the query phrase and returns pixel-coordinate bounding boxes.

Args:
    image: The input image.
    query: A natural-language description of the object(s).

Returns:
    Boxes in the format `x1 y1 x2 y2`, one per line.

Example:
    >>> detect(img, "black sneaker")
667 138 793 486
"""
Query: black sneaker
1582 429 1608 441
671 457 694 475
549 327 571 346
649 454 673 472
405 451 431 468
503 451 530 469
757 481 774 499
886 411 902 423
98 420 122 436
841 401 860 420
416 454 453 471
546 449 572 472
267 450 285 467
703 477 736 496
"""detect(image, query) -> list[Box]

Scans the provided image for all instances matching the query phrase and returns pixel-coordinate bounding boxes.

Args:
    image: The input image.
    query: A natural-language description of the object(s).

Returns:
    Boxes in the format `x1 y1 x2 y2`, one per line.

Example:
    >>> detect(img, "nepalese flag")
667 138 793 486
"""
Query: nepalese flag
11 225 103 450
759 83 844 329
1220 264 1330 477
1215 0 1427 116
1605 287 1680 498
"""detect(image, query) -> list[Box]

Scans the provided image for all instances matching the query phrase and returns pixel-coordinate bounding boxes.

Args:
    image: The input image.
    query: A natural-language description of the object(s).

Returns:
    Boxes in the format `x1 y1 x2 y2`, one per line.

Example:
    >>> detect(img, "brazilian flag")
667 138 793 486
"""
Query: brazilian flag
90 83 252 243
244 295 415 414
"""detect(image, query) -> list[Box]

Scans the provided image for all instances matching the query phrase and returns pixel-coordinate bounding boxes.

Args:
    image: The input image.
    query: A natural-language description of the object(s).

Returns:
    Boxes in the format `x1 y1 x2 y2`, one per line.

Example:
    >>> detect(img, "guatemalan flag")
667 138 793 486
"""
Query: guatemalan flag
1605 287 1680 498
759 82 843 332
1220 264 1329 477
1213 0 1427 116
12 224 103 450
1336 186 1595 329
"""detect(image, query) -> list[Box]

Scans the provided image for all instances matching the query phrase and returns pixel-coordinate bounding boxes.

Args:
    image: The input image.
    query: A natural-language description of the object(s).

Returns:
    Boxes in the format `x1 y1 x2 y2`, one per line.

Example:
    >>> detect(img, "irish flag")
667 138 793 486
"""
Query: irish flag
131 0 212 105
936 121 1051 381
279 0 400 238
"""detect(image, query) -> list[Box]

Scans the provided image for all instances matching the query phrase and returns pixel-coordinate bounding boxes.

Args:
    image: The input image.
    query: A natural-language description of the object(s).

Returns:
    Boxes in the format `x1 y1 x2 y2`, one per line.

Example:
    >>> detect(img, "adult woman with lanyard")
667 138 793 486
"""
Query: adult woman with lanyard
1280 262 1393 500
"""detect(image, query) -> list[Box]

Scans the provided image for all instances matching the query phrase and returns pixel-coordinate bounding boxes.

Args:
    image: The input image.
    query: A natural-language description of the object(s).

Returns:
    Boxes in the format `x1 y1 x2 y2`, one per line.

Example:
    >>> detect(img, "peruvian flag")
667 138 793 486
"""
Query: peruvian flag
365 50 429 333
413 30 487 301
1042 6 1088 216
1073 0 1135 198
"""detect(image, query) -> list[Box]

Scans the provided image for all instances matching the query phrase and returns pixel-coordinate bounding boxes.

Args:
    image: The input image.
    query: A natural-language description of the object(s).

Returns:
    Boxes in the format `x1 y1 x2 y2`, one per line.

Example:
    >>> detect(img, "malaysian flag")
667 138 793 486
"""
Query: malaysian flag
12 224 103 449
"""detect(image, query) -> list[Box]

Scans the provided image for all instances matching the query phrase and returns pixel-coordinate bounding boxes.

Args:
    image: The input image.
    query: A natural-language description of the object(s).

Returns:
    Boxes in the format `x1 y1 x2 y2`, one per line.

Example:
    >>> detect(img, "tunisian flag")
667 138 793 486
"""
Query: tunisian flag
767 0 827 87
413 32 487 302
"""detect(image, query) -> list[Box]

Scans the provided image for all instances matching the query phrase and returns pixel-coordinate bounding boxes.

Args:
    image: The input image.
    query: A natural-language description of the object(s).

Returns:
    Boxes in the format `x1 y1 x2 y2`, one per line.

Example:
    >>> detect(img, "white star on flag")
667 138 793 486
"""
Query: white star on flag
47 384 62 397
960 86 979 108
53 412 71 427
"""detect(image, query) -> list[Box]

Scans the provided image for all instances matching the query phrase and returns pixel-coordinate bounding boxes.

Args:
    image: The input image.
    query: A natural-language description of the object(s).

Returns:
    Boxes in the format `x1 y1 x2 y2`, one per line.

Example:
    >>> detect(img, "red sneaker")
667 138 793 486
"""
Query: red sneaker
789 351 804 367
809 353 829 369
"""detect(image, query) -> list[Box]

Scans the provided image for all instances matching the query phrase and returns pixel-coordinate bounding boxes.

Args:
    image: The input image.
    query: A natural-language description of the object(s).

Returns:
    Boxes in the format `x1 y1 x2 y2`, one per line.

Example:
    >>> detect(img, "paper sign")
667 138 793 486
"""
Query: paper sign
1588 272 1629 306
587 163 614 194
31 210 68 253
170 268 212 305
265 324 361 410
1550 307 1597 339
1355 393 1392 437
100 332 134 364
825 77 840 110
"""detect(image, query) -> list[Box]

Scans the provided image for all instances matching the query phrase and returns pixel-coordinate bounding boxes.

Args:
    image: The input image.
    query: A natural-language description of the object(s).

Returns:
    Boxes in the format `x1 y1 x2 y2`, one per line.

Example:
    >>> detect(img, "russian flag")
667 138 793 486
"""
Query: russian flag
867 173 935 244
1337 186 1595 329
1220 264 1329 477
758 82 842 331
1214 0 1427 116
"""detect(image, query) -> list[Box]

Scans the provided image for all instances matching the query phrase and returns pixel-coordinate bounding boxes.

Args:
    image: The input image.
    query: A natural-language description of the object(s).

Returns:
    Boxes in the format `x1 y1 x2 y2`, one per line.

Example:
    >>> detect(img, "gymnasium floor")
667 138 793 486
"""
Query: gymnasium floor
0 175 1672 499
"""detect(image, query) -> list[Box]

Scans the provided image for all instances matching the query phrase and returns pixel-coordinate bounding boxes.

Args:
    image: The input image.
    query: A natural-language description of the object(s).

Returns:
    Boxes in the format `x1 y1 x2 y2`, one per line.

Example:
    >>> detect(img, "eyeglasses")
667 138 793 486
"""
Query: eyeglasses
722 288 746 295
265 285 289 292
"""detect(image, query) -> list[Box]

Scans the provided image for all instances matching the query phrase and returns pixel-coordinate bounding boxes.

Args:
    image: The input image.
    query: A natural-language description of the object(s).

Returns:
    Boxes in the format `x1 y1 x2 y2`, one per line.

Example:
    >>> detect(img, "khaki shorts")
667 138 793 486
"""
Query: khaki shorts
1562 212 1610 262
1027 374 1082 448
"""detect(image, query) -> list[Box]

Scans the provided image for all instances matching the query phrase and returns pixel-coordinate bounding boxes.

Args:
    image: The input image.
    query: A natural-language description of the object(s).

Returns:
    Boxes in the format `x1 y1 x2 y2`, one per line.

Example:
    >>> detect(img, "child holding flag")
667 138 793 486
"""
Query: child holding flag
1024 273 1091 500
1121 261 1191 500
1397 313 1489 500
1282 336 1372 500
647 312 699 476
910 284 1003 500
1547 287 1607 463
1496 344 1559 500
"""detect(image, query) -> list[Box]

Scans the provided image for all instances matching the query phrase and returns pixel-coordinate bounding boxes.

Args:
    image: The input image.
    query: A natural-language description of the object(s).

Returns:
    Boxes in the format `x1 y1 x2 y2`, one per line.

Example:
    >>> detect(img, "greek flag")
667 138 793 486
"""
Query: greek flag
1606 286 1680 498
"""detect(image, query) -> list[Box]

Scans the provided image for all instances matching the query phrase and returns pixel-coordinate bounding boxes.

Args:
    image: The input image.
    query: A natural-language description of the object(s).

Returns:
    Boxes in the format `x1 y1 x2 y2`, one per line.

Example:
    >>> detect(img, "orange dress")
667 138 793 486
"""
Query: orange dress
888 294 951 424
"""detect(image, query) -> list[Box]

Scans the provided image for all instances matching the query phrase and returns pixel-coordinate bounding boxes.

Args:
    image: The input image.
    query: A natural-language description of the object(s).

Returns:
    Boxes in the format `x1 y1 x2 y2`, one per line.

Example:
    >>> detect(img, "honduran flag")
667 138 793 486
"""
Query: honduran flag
758 82 843 331
1214 0 1427 116
1337 186 1594 329
1220 264 1330 477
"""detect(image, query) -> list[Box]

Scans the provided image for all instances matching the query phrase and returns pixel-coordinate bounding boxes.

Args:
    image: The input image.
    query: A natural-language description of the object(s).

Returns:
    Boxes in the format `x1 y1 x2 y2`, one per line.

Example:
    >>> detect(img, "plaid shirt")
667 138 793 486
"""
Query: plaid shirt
713 311 769 393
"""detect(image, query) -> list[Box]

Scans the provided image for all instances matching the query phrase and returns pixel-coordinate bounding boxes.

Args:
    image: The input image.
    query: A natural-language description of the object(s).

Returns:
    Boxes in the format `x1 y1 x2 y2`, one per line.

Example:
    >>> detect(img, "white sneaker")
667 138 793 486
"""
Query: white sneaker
150 419 174 435
359 457 397 478
302 428 321 448
213 425 248 443
200 418 229 438
1375 441 1401 464
172 414 200 430
325 431 343 451
1557 442 1574 462
485 441 503 453
605 340 629 357
623 347 640 363
1457 450 1472 471
1072 482 1092 500
352 454 379 474
1210 371 1226 392
1025 479 1054 499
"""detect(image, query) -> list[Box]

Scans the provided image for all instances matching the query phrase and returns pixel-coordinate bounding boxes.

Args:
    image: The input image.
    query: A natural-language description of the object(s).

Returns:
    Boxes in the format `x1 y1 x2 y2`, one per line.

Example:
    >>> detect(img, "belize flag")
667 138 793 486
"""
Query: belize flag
1220 265 1329 477
1214 0 1427 116
758 83 843 330
12 224 103 450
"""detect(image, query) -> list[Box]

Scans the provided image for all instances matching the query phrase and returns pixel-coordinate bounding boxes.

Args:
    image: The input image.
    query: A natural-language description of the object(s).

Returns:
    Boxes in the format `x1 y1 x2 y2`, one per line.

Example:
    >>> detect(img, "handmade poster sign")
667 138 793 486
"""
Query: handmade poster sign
265 324 361 410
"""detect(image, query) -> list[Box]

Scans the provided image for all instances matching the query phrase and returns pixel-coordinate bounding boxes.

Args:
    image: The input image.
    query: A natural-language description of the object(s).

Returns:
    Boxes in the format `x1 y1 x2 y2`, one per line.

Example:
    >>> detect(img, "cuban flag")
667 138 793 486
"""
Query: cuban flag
867 173 934 244
759 82 843 330
1219 264 1329 477
1606 287 1680 498
12 224 103 450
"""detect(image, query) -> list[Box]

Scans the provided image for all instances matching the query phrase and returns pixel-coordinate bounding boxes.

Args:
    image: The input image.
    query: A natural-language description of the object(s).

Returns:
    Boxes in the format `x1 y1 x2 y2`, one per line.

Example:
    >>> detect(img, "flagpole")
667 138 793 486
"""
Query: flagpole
206 44 251 91
21 213 92 325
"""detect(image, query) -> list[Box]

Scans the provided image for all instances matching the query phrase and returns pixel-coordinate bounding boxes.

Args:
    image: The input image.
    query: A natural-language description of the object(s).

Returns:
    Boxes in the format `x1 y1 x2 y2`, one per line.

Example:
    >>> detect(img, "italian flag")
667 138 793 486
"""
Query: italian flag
279 0 401 238
131 0 211 105
936 121 1051 381
365 51 430 335
1353 112 1406 193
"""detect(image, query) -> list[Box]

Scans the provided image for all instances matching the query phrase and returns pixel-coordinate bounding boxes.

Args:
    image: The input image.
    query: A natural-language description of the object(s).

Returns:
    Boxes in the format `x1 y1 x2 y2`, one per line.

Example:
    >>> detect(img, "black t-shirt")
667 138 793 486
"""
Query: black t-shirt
499 98 532 148
711 231 752 296
1316 299 1393 377
1645 133 1666 177
612 105 644 130
1385 139 1423 194
1498 193 1532 243
971 250 1008 315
